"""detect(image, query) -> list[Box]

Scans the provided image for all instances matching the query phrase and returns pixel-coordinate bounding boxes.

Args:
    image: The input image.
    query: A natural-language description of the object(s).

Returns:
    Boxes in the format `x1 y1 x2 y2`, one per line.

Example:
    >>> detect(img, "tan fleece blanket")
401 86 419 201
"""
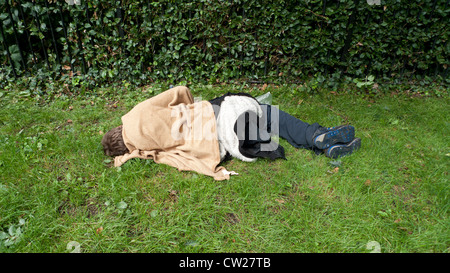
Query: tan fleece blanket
114 86 231 180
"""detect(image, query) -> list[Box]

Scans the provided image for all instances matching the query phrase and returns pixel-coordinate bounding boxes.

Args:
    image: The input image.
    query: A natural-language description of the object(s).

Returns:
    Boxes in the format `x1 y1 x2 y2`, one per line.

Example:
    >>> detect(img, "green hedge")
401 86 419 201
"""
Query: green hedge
0 0 448 89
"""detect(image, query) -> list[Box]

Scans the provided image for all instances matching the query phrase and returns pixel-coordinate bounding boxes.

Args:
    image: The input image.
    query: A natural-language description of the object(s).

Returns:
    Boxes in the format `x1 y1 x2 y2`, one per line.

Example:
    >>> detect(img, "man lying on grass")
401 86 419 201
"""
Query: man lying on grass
101 86 361 180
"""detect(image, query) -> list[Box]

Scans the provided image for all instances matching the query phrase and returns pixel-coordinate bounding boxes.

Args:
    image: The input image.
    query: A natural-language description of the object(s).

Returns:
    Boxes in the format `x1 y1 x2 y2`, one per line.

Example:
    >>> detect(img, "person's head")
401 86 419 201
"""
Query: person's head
101 125 128 156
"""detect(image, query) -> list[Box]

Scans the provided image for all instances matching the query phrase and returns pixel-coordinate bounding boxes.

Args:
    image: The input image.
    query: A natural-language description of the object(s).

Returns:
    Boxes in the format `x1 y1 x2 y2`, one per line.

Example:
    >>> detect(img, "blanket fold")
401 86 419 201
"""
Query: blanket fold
114 86 230 181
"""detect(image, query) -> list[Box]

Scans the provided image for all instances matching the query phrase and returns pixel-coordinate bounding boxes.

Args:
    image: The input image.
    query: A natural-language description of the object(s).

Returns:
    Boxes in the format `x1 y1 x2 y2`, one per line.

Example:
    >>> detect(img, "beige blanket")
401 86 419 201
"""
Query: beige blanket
114 86 230 180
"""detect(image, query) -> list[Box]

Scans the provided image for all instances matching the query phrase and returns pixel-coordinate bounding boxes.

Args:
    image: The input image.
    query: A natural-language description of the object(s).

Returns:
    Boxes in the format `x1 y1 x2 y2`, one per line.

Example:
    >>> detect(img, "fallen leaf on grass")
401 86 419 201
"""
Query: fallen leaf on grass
327 167 340 174
96 226 103 234
117 201 128 209
169 190 178 202
150 210 158 218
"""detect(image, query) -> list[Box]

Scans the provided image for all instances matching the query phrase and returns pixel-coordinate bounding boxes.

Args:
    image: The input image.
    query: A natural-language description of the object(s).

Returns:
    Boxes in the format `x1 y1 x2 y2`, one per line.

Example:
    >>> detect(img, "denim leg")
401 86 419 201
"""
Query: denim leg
260 104 321 150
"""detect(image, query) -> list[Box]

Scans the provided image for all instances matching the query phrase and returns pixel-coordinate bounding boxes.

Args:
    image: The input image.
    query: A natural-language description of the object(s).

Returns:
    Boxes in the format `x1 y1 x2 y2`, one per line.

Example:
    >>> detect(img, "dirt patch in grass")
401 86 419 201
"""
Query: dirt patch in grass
58 197 104 218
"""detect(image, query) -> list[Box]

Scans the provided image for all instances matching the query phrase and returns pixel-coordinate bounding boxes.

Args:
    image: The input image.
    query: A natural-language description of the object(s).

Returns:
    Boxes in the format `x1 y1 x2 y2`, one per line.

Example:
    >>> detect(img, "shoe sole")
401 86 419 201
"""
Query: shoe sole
314 125 355 149
326 138 361 159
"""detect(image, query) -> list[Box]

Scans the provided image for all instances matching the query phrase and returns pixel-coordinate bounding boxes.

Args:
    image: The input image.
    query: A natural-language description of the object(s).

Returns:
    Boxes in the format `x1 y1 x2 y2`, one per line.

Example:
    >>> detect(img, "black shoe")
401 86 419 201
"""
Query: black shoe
324 138 361 159
313 125 355 150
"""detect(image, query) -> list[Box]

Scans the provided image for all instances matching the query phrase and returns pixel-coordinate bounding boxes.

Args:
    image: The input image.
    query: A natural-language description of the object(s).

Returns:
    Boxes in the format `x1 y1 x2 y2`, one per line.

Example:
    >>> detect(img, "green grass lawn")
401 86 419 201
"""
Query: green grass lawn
0 84 448 253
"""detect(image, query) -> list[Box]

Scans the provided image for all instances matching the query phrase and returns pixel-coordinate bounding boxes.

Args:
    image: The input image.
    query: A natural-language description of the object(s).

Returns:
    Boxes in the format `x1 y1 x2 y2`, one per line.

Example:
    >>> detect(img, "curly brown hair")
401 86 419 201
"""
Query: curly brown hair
101 125 129 156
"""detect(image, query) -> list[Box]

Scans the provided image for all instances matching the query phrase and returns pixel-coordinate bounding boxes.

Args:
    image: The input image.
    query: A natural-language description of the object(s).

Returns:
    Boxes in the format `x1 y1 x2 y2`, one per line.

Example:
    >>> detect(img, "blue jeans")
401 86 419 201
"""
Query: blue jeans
260 104 322 152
